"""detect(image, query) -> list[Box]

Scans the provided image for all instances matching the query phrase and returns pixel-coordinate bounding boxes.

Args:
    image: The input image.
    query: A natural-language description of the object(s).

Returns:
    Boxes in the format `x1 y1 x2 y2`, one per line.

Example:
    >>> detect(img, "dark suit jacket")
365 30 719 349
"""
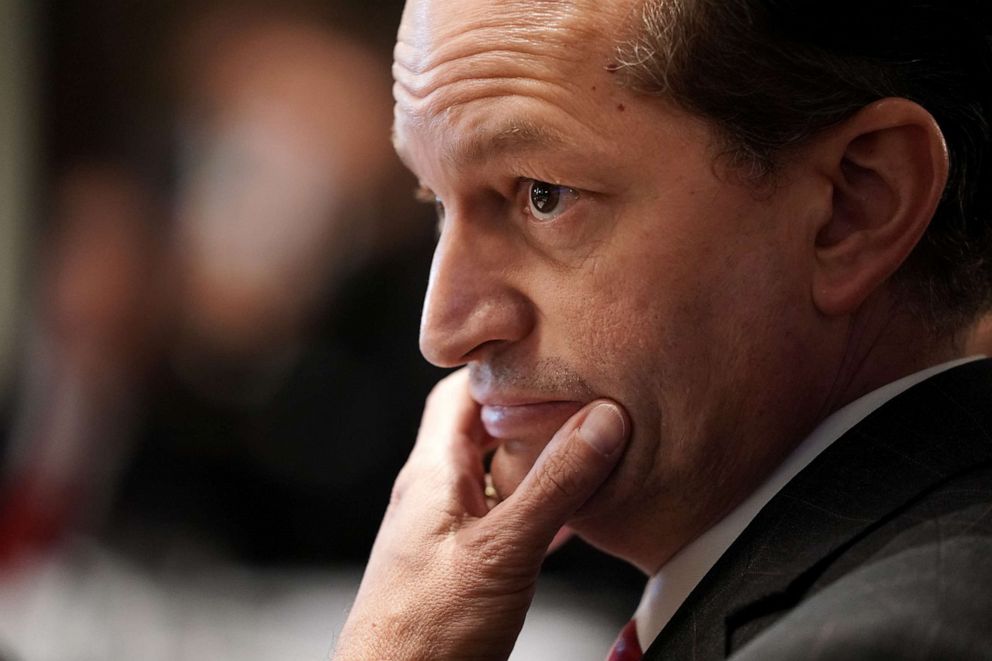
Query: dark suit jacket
643 359 992 660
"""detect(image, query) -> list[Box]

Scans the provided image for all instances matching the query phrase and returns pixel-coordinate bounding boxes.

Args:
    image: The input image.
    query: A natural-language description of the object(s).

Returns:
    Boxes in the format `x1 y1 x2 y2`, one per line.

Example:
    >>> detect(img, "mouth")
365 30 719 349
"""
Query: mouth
478 400 584 440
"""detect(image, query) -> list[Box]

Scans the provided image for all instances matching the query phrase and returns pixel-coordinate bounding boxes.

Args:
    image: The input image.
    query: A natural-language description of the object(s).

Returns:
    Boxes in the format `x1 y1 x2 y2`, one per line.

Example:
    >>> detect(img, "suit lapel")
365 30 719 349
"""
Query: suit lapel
643 359 992 660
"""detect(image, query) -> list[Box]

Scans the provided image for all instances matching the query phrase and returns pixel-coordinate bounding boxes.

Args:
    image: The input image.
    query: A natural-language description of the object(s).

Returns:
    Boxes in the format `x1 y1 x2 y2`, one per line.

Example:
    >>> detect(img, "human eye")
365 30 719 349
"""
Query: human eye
523 179 579 223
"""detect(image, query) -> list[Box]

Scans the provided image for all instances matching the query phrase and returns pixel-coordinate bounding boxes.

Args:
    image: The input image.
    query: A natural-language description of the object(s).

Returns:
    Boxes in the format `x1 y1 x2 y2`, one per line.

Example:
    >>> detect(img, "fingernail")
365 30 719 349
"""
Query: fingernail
579 403 627 455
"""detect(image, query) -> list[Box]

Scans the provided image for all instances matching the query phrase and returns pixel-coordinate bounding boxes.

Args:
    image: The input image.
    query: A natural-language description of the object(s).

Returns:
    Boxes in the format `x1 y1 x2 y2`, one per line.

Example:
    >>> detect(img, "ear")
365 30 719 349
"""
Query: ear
810 98 949 316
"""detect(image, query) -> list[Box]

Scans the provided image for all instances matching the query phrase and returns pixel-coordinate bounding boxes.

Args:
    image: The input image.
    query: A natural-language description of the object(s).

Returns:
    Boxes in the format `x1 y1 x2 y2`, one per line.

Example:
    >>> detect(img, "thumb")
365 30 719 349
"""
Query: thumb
491 400 630 552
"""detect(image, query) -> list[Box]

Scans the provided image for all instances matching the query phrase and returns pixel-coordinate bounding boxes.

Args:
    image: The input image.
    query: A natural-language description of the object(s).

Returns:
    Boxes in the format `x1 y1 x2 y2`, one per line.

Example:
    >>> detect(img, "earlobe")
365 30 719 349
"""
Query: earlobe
811 98 949 317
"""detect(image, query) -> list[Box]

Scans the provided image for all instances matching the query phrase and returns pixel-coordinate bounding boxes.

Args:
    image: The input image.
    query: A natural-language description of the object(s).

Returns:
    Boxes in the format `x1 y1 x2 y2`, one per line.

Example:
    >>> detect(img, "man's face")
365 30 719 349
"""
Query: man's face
394 0 825 569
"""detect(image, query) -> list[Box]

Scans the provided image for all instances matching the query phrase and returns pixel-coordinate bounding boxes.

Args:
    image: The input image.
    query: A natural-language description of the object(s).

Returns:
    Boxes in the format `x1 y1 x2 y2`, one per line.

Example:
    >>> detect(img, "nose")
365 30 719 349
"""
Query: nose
419 220 534 367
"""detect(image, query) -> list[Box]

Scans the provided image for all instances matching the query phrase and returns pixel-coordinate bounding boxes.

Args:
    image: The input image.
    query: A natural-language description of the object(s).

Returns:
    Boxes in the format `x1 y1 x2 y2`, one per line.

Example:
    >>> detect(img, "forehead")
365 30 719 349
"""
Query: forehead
393 0 638 144
396 0 623 55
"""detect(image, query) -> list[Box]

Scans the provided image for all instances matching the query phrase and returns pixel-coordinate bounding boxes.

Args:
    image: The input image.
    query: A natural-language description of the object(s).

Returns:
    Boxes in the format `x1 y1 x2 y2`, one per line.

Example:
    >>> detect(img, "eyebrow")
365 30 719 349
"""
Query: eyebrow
393 119 570 173
453 120 569 166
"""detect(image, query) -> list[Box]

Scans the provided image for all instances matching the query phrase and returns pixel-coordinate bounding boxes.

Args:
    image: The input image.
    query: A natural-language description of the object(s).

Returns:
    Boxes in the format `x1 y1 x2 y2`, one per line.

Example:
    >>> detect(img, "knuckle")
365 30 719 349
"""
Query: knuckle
455 527 530 583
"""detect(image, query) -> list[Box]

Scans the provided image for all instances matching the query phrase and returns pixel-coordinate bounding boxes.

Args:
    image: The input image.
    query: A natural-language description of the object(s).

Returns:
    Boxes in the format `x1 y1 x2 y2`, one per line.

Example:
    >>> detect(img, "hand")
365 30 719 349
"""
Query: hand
333 368 630 661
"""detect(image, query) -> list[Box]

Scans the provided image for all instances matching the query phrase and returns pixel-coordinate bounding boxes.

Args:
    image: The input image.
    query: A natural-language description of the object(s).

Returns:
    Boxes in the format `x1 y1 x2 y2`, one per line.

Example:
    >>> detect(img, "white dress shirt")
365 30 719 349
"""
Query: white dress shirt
633 355 986 651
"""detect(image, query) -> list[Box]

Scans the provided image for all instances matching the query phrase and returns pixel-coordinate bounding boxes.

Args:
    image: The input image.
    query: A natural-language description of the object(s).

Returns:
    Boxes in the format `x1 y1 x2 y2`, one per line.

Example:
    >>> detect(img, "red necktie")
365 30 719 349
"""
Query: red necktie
606 619 643 661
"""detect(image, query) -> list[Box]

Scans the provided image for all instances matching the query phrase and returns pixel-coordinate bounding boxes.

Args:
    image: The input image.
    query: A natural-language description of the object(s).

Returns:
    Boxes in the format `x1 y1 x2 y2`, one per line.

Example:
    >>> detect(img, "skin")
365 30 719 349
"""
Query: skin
336 0 959 658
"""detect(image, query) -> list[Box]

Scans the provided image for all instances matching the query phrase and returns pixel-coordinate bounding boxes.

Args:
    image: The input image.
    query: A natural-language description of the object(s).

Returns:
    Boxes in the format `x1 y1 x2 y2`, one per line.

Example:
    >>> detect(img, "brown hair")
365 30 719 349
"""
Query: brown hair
618 0 992 334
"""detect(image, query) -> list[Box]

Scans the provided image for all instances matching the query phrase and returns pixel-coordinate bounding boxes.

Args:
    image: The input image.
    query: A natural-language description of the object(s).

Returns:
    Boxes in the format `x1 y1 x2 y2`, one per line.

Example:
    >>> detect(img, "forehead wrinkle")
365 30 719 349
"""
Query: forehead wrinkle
393 33 582 111
392 51 564 108
393 73 577 133
395 15 579 76
393 27 573 129
393 0 627 101
398 0 586 66
393 1 640 176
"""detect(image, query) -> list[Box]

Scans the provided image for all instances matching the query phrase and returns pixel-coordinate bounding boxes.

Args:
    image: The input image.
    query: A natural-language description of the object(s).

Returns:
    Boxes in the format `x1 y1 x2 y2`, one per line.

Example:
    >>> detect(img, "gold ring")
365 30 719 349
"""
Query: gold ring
484 472 499 507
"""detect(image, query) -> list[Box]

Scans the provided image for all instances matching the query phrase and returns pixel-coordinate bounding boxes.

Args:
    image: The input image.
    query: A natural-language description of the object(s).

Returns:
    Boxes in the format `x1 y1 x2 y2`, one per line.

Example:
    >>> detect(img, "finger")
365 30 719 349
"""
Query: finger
414 368 479 447
402 369 494 516
489 400 629 551
407 369 490 468
391 369 475 494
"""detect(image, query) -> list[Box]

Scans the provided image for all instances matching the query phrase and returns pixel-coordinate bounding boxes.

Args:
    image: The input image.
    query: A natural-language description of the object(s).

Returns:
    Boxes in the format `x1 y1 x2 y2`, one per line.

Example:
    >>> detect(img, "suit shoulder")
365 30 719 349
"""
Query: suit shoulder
731 531 992 660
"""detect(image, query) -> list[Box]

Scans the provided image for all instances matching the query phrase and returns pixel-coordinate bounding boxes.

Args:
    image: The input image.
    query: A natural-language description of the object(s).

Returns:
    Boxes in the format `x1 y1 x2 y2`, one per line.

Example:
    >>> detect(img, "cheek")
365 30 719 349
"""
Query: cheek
558 255 694 390
552 235 754 444
542 274 675 459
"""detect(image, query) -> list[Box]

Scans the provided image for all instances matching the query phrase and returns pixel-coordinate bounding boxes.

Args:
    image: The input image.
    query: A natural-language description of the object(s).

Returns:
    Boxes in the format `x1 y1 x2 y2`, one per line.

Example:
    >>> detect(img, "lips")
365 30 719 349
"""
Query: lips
479 400 584 440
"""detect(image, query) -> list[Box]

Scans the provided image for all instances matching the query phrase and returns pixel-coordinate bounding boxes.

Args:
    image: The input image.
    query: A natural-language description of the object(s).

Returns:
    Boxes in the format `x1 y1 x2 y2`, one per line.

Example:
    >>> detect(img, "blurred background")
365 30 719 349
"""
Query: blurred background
0 0 643 659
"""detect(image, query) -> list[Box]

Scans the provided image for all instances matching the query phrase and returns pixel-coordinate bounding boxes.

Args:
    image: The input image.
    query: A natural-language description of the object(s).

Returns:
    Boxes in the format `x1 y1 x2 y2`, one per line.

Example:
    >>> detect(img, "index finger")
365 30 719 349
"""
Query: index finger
411 368 487 459
397 369 495 515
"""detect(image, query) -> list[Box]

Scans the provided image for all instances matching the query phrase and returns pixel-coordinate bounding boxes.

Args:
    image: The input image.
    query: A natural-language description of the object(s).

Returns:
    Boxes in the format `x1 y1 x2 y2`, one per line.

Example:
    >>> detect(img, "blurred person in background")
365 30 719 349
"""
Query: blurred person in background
171 5 412 373
0 1 450 656
0 0 437 572
107 2 447 565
